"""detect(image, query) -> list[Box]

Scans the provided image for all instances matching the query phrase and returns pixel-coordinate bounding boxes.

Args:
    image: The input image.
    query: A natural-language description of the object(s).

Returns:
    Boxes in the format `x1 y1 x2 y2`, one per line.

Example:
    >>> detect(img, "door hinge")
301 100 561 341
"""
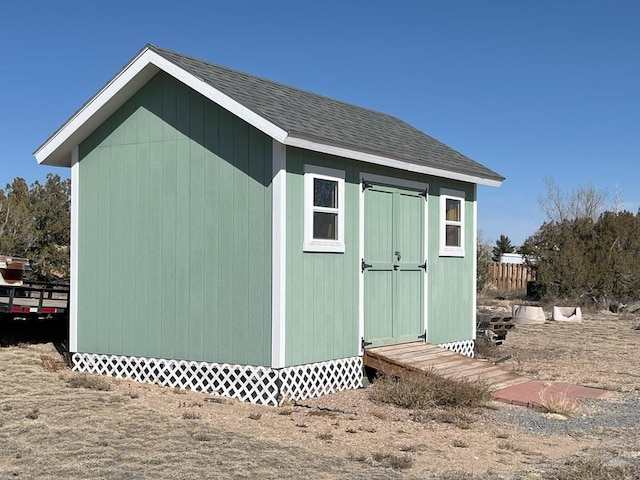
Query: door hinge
419 260 427 272
361 259 372 273
417 330 427 341
362 180 372 192
361 338 372 349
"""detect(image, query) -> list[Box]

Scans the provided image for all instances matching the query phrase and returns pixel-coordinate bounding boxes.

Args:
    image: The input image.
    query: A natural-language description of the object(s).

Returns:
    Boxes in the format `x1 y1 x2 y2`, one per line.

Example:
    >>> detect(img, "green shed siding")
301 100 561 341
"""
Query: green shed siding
426 180 476 344
285 148 477 365
285 149 361 366
77 72 273 366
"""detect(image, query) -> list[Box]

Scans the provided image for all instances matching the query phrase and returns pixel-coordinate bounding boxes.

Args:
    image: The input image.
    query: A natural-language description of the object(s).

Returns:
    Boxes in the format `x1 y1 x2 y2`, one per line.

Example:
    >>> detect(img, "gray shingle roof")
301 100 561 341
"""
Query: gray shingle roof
149 45 503 184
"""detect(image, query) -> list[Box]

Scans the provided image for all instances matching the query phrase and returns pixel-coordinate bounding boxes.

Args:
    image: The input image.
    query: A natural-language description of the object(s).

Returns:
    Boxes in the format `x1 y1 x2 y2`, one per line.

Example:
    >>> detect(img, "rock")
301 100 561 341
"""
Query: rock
542 413 568 421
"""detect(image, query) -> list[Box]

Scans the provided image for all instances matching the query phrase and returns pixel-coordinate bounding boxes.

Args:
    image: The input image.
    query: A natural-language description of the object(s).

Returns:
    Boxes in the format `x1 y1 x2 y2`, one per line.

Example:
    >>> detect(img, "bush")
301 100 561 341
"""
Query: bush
522 210 640 307
65 373 111 391
369 370 490 410
349 452 414 470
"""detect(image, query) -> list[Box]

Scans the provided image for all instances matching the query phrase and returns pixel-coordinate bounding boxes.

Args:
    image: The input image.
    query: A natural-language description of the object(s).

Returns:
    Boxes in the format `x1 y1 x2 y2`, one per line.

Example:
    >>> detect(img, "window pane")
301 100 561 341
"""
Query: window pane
445 198 460 222
313 212 338 239
314 178 338 208
445 224 460 247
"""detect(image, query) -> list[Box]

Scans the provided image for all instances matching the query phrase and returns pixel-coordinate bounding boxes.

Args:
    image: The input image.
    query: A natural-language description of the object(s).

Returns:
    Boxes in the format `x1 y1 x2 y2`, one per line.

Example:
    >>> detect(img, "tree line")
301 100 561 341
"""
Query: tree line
0 174 70 281
481 178 640 308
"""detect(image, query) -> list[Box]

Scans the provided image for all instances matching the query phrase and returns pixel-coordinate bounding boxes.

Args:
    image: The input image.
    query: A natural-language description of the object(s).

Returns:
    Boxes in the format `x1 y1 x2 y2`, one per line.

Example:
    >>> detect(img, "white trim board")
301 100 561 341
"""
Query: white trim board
288 136 501 187
271 141 287 368
69 148 80 352
472 184 478 340
35 46 503 188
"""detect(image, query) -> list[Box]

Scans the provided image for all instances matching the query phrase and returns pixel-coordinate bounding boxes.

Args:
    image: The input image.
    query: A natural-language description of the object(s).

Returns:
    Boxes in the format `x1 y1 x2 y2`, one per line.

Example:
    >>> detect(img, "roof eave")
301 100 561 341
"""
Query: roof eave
34 45 504 188
284 135 504 187
34 46 290 167
34 47 161 166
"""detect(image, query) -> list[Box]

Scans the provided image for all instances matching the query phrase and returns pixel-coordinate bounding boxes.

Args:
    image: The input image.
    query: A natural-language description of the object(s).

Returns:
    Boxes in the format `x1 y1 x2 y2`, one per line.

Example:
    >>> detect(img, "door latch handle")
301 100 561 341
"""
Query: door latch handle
394 251 401 261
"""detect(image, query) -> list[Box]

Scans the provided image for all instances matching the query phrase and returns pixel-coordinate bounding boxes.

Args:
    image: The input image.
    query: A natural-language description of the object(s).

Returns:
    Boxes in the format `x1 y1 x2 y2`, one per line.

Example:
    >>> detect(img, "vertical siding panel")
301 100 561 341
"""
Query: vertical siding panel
147 140 163 358
77 148 99 352
162 74 177 141
145 77 163 357
172 80 190 358
161 139 177 359
134 140 150 356
96 146 112 351
233 118 249 363
121 143 137 355
174 138 191 360
263 139 273 362
303 256 315 363
148 76 164 144
312 257 324 360
202 101 219 360
188 91 205 361
246 128 266 365
285 162 303 365
216 108 234 361
176 83 190 140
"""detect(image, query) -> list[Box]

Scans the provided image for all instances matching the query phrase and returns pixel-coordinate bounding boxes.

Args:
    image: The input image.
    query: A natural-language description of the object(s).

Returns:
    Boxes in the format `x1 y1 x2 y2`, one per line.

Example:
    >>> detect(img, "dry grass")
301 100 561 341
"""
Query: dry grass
40 353 67 372
485 297 640 393
0 345 404 479
549 459 637 480
181 411 201 420
1 301 639 480
410 407 475 428
537 387 580 416
349 451 414 470
369 370 491 410
64 373 112 391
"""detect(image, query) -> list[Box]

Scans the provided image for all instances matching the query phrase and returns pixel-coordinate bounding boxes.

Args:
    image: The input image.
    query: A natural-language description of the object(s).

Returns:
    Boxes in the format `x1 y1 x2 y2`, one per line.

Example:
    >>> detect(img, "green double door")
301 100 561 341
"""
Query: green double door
363 183 426 347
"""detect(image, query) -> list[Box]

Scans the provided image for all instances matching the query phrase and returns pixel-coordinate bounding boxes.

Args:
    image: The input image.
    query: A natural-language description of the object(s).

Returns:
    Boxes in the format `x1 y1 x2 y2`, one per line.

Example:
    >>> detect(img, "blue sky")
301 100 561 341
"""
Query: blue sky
2 1 638 246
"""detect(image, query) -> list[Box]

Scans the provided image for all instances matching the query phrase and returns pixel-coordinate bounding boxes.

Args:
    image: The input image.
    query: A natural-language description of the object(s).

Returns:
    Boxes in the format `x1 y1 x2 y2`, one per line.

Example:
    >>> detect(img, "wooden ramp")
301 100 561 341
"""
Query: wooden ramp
364 342 530 391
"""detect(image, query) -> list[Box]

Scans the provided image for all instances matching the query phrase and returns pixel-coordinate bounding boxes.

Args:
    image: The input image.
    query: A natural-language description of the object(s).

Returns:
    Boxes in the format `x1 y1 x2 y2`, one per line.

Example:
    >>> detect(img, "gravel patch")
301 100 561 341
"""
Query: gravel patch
484 392 640 437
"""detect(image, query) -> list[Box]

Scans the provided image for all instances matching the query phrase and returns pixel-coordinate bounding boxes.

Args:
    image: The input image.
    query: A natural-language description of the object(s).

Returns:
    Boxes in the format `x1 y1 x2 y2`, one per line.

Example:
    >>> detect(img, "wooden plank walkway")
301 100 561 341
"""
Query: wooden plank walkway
363 342 530 391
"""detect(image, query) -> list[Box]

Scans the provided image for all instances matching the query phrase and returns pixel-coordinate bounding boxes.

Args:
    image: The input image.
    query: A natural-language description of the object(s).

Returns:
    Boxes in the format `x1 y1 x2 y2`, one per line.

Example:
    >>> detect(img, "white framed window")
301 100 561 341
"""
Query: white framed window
439 188 465 257
303 165 345 253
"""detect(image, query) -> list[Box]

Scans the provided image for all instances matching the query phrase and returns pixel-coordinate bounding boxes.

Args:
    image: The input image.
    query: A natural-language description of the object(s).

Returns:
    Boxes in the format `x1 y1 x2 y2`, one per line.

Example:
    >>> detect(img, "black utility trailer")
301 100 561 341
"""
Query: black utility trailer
0 282 69 320
0 256 69 345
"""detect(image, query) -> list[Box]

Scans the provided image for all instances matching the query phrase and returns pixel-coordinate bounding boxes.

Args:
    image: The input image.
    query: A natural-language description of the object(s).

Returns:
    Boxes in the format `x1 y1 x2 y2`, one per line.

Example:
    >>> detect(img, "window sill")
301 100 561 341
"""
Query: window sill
303 241 345 253
439 248 465 258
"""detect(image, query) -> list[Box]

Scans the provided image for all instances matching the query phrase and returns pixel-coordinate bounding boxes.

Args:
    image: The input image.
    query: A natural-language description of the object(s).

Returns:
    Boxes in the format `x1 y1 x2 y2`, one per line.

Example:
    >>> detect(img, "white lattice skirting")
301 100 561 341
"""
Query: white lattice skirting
72 353 362 407
438 339 475 358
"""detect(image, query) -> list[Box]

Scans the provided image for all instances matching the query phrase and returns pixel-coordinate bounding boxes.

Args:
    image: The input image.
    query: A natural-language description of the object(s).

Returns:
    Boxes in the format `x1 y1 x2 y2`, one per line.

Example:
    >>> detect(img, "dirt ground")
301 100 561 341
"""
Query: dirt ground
0 297 639 479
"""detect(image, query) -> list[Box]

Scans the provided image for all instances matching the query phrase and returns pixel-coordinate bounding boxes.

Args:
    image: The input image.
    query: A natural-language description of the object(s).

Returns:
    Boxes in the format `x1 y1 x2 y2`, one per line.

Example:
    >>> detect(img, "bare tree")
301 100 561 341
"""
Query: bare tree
612 183 624 214
538 177 607 223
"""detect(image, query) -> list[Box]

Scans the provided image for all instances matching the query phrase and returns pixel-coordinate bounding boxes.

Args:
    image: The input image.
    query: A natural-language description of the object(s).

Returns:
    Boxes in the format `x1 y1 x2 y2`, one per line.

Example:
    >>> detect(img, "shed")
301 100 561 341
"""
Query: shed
35 45 504 405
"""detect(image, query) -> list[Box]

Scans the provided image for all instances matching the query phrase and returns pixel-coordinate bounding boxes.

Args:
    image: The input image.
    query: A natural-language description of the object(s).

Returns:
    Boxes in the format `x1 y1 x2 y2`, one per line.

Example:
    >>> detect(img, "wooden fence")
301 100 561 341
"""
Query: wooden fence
489 263 535 292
